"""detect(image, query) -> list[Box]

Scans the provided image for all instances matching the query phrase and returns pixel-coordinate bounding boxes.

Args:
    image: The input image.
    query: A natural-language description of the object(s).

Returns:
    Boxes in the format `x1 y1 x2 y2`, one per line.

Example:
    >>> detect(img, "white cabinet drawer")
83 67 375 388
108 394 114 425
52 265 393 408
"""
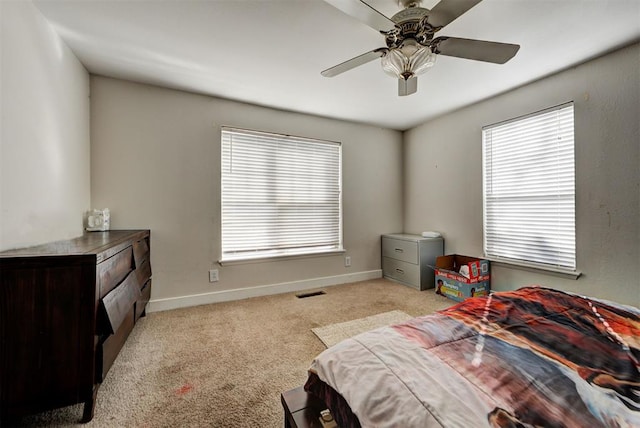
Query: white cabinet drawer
382 237 418 264
382 257 421 289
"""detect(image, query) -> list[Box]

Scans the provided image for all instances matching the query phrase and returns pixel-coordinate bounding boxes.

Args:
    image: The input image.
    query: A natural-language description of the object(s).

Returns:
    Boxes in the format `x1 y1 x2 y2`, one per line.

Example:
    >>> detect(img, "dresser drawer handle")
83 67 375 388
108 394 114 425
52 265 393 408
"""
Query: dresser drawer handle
395 268 405 275
394 248 404 253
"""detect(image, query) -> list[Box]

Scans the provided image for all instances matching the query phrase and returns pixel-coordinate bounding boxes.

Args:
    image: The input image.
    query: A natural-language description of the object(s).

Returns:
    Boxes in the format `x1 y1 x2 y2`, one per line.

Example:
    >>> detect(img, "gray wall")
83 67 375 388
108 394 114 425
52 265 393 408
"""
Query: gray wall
0 1 90 251
404 43 640 307
90 77 403 309
3 1 637 309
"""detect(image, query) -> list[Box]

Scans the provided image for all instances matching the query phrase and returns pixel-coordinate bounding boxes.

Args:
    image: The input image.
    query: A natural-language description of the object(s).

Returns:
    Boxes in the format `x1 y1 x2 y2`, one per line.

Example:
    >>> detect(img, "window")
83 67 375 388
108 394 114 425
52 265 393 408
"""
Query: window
482 103 576 272
221 127 342 262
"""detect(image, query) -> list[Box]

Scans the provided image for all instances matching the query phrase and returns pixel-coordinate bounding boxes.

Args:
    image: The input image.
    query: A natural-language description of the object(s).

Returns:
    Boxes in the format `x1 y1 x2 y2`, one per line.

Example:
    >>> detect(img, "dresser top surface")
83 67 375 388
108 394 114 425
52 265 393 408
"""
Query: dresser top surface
0 230 149 258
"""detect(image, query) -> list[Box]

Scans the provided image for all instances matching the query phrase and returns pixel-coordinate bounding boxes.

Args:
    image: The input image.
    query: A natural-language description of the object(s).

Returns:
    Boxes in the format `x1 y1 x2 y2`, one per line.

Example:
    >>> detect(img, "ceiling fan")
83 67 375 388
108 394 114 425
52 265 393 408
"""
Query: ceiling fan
321 0 520 96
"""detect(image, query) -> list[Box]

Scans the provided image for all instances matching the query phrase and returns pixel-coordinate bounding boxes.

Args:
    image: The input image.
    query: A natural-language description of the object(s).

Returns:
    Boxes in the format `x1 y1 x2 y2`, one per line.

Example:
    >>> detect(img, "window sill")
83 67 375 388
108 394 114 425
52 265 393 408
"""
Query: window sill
218 248 346 266
487 257 582 280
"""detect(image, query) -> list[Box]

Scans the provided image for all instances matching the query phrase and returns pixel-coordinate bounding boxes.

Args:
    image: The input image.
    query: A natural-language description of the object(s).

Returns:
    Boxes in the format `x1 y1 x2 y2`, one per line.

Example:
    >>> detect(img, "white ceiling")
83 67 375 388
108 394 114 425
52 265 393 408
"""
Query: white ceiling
34 0 640 130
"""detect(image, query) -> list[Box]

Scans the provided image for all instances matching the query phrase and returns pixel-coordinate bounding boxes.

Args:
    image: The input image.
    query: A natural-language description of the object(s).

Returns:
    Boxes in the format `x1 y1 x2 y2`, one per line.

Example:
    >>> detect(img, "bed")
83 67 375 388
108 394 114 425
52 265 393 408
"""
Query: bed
303 286 640 427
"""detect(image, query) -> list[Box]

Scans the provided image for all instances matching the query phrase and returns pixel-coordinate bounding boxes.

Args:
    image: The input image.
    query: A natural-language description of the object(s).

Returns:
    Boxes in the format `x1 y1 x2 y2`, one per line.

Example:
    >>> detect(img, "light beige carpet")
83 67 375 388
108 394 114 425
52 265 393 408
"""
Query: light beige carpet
11 278 454 427
312 310 412 347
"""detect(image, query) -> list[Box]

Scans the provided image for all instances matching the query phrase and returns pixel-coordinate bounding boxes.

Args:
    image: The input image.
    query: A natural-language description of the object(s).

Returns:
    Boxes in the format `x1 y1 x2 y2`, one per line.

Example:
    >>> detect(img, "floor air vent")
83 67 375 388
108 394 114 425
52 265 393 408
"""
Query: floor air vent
296 290 326 299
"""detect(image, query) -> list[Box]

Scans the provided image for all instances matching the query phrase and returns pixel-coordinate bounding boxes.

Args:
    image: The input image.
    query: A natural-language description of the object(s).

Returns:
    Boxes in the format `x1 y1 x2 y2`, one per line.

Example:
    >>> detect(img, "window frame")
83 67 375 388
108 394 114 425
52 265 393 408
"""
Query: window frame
219 126 344 264
481 102 580 279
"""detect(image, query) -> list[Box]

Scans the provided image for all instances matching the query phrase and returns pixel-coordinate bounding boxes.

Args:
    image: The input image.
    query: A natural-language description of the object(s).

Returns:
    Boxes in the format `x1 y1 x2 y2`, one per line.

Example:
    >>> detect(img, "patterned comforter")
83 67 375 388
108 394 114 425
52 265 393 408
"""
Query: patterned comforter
306 286 640 427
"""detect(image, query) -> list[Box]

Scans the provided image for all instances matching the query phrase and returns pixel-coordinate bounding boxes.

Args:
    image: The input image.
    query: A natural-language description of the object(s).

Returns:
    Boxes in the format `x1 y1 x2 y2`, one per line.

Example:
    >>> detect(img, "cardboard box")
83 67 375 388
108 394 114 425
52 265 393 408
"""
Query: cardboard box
435 255 490 302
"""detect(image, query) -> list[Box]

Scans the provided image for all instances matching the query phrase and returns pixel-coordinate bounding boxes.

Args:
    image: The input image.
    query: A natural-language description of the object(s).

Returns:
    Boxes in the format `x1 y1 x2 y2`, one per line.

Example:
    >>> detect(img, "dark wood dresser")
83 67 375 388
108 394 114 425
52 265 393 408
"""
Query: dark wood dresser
0 230 151 423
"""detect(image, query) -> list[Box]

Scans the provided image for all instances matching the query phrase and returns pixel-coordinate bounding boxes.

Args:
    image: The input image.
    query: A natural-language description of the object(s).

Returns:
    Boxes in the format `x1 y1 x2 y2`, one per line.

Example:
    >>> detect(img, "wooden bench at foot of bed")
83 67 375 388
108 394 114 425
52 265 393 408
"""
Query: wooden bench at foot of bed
281 386 327 428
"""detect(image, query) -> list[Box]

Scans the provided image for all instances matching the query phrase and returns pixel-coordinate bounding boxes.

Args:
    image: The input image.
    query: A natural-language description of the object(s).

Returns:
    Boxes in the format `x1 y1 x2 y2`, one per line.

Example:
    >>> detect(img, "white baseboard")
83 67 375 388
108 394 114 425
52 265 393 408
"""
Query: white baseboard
147 269 382 313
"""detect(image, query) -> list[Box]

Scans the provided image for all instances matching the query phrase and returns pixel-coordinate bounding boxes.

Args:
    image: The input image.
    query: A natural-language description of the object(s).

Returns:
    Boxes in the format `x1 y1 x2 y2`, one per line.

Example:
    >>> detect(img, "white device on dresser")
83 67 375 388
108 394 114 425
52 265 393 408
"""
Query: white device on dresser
85 208 110 231
382 233 444 290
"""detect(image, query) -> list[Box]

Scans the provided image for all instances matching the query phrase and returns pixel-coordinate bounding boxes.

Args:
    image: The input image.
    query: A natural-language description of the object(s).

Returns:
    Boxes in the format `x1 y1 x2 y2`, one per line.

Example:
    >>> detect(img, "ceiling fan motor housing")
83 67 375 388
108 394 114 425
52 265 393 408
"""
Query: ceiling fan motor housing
386 6 436 49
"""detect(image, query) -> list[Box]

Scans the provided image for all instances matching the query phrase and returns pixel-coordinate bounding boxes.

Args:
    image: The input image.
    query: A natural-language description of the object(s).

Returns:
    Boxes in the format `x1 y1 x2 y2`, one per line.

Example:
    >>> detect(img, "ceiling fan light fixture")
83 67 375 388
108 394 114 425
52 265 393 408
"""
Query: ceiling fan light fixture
381 42 436 79
410 46 436 75
381 49 406 78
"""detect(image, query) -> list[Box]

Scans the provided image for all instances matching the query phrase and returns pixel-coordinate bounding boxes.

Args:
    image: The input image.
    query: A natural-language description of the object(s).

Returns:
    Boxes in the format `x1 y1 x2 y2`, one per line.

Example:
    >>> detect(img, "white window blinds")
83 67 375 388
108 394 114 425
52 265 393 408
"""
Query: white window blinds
221 127 342 262
482 103 575 271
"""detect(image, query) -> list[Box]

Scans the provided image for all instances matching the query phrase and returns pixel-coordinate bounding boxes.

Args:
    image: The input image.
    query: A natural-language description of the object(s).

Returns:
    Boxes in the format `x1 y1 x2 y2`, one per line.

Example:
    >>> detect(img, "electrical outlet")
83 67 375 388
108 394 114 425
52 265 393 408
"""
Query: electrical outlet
209 269 219 282
344 256 351 267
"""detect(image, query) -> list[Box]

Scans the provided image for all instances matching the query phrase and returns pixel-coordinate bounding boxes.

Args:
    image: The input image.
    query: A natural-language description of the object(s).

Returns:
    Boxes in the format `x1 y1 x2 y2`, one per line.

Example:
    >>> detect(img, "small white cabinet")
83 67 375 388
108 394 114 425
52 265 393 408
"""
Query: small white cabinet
382 234 443 290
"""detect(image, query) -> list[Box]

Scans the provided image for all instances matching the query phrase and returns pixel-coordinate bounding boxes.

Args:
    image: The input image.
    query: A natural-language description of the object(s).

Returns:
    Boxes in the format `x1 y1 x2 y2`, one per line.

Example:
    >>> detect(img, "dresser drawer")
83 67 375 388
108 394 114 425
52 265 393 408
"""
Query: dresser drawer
132 237 150 267
382 236 418 264
98 246 134 298
99 272 141 335
135 257 152 288
97 309 135 382
135 279 151 321
382 257 420 288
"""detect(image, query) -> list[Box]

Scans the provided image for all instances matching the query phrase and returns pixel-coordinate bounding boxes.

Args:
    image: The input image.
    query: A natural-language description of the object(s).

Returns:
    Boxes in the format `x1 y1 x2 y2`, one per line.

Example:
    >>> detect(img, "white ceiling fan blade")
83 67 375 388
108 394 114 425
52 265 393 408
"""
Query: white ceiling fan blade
427 0 483 28
323 0 397 33
322 48 387 77
398 76 417 96
433 37 520 64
